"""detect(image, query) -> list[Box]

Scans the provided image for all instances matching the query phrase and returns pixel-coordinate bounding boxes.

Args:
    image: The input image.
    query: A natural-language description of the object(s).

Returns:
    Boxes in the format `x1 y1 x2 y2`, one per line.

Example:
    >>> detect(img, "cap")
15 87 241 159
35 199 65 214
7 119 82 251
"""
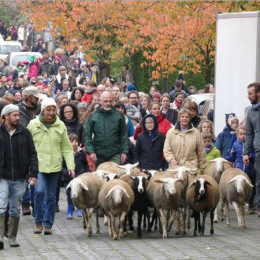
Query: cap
173 81 182 87
1 104 19 118
24 86 43 98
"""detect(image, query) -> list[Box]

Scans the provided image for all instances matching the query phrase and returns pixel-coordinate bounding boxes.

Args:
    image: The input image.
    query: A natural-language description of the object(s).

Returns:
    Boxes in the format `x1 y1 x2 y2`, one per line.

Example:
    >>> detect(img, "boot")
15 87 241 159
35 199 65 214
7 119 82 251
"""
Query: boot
0 215 5 250
67 205 73 219
4 212 8 238
8 217 20 247
22 203 31 216
77 209 82 218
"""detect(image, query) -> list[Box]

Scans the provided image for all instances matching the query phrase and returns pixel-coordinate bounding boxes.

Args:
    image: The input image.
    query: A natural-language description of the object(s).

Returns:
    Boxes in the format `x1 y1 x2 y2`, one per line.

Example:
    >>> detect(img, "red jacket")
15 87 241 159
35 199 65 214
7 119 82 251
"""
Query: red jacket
134 114 171 139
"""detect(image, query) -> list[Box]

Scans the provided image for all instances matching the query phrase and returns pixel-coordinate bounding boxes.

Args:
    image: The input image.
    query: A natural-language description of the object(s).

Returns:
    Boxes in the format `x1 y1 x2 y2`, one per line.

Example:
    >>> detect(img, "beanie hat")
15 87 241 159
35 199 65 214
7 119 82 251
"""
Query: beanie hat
126 83 136 91
77 102 88 111
41 98 57 111
178 72 184 81
228 115 239 126
1 104 19 118
152 92 161 100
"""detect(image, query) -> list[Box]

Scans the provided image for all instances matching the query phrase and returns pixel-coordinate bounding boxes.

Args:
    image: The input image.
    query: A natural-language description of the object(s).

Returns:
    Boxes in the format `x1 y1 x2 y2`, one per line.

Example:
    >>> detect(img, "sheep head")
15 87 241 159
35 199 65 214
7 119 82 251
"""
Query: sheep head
228 175 253 194
105 185 130 204
210 158 230 173
154 177 183 196
66 178 89 199
117 162 139 175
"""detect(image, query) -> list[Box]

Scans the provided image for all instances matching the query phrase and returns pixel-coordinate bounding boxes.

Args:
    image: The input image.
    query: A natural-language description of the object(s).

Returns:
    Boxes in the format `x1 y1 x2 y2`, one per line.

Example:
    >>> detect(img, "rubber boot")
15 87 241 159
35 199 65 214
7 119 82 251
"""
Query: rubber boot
4 211 8 238
8 217 20 247
0 215 5 250
77 209 82 218
67 205 73 219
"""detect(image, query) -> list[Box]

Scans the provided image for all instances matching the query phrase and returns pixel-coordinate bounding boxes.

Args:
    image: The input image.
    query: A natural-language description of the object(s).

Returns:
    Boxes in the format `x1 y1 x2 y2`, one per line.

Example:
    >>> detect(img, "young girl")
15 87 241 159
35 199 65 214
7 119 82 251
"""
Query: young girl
198 119 215 142
225 127 256 214
134 114 165 170
201 131 221 168
81 80 97 105
64 134 90 219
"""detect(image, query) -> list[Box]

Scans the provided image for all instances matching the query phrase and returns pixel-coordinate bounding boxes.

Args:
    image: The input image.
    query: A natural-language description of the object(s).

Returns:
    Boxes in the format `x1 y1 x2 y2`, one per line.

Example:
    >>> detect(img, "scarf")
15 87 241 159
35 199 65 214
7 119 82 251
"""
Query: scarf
174 100 182 109
205 144 214 154
39 112 57 127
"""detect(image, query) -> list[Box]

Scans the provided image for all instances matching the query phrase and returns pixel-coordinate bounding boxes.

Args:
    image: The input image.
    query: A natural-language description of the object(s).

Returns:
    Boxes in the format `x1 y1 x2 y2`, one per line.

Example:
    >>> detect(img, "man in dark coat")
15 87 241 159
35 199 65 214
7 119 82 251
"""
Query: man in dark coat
0 104 38 249
38 53 54 77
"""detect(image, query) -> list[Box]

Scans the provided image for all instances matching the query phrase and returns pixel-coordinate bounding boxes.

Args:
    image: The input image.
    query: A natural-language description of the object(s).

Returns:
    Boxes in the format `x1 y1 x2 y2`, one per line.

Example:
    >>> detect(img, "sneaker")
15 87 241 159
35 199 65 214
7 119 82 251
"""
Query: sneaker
44 227 52 235
55 204 59 213
22 204 31 216
34 223 43 234
249 208 255 215
77 209 82 218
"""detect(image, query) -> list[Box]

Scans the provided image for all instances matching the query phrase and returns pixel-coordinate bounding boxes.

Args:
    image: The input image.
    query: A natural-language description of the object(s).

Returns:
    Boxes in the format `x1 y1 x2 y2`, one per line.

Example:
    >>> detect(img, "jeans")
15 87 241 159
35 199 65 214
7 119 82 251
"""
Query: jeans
34 172 60 228
0 179 25 217
22 180 35 206
254 153 260 210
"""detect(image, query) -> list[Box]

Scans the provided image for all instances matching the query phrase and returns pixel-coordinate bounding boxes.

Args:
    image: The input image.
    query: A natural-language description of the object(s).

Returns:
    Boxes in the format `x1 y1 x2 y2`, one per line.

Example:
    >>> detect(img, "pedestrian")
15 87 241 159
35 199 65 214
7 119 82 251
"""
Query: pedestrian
38 53 54 77
183 100 201 128
226 126 256 214
171 92 184 112
243 82 260 217
117 65 134 85
65 134 90 219
27 56 40 81
0 104 38 249
160 94 178 126
28 98 75 235
198 119 215 142
134 114 165 170
81 80 97 105
164 108 206 173
85 91 128 167
215 114 239 157
201 131 221 168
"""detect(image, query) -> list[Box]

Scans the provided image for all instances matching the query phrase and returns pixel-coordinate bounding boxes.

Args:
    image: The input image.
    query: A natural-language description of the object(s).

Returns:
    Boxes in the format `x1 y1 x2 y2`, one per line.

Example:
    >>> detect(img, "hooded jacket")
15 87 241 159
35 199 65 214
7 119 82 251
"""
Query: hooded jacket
244 103 260 154
84 107 128 158
164 122 206 171
134 115 165 170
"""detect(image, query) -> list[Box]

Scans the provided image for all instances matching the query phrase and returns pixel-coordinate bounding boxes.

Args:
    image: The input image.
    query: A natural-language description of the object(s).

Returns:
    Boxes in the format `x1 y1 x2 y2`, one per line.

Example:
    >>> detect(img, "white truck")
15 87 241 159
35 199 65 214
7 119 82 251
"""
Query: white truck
214 11 260 135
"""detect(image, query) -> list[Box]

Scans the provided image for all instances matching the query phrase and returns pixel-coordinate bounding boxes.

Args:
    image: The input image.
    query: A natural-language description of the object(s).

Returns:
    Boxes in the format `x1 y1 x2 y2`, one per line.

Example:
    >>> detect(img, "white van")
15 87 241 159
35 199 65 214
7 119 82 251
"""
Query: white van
0 41 22 60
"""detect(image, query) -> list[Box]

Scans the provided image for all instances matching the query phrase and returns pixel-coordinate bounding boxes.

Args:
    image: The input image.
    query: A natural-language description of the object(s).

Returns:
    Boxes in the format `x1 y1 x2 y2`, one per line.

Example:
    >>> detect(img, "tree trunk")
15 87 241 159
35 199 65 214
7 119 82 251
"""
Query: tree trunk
98 62 110 83
162 76 168 93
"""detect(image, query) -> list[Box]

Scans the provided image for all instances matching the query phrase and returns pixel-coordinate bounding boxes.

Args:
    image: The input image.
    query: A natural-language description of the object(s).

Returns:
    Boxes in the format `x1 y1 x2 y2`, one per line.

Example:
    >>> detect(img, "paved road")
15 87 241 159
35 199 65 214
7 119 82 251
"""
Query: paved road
1 191 260 260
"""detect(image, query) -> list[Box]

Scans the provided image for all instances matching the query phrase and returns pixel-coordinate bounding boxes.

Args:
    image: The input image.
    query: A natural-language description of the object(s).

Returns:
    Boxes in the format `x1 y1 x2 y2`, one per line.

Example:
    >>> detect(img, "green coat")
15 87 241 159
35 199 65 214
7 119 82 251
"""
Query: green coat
205 146 221 168
28 116 75 173
85 108 128 158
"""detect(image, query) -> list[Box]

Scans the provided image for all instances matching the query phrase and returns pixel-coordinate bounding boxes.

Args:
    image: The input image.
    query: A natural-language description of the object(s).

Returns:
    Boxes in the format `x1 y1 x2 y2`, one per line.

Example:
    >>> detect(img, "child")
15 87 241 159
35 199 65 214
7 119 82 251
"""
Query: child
225 127 256 214
201 131 221 168
215 114 239 157
198 119 215 142
81 80 97 105
134 114 165 170
64 134 90 219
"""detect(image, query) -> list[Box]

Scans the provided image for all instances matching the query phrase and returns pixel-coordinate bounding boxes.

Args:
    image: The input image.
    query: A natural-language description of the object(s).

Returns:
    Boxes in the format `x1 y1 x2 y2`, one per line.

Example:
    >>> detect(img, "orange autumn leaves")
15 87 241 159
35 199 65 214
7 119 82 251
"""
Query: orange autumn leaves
21 1 241 80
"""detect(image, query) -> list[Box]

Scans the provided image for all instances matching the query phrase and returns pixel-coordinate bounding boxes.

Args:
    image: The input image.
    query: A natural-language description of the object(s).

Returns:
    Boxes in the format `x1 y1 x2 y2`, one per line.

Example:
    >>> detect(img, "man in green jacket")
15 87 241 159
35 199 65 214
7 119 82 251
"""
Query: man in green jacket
85 91 128 167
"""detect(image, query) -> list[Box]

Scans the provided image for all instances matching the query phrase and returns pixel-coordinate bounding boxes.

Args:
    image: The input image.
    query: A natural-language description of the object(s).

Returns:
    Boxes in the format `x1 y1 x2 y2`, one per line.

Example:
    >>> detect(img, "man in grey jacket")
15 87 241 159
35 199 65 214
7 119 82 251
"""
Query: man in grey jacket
244 82 260 217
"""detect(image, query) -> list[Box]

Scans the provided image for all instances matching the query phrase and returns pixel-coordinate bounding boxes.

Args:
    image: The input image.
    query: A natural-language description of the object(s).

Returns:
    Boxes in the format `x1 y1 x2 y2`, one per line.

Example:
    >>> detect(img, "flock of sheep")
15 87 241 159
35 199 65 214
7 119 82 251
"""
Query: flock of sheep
66 159 253 240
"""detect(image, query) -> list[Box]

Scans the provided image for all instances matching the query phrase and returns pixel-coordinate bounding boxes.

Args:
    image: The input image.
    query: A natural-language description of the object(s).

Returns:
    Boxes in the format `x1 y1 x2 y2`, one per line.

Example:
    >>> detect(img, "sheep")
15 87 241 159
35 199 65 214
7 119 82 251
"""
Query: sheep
186 175 220 236
92 169 121 181
98 179 134 240
66 173 104 237
205 158 232 222
142 169 162 181
219 168 253 229
147 172 183 238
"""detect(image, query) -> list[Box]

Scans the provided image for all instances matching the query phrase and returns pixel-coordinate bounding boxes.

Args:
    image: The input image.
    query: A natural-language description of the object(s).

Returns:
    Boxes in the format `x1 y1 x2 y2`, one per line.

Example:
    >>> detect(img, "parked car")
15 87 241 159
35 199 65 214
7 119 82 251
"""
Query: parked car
7 51 42 72
186 93 214 115
0 41 22 60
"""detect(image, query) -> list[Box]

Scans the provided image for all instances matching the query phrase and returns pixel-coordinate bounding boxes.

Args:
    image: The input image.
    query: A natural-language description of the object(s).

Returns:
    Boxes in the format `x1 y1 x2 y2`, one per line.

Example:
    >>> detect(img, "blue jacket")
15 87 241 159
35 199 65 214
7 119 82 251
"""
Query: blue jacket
215 125 237 158
225 140 255 177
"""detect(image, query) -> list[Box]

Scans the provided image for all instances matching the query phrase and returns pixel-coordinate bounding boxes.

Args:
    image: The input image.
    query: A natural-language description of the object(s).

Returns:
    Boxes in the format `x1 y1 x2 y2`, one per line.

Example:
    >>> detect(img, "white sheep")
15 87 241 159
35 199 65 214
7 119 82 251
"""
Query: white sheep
219 168 253 229
205 158 232 222
97 162 140 175
186 175 220 236
66 173 104 237
98 179 134 240
147 172 183 238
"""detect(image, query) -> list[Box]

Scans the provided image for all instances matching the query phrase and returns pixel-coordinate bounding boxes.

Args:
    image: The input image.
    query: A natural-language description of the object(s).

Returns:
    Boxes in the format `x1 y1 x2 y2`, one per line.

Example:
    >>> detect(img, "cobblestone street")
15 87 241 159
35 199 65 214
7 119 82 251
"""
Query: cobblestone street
1 191 260 260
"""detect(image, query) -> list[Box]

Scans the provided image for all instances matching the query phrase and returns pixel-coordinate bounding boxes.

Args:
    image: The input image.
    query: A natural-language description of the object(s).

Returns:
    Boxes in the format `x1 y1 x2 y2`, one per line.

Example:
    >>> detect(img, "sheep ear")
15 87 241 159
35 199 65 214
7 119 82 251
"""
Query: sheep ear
133 162 139 167
117 165 125 169
66 182 72 191
78 179 89 191
122 189 130 198
228 177 237 183
142 170 149 175
154 179 164 183
204 180 212 186
114 175 119 179
191 168 197 173
106 176 110 182
105 187 115 198
189 180 197 188
130 176 135 180
244 177 254 187
158 168 163 172
176 179 183 183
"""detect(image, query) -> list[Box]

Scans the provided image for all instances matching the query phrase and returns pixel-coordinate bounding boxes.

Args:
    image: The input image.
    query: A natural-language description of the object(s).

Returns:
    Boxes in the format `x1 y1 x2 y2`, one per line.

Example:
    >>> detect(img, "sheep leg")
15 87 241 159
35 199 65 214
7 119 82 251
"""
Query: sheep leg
224 201 230 227
210 210 214 235
240 205 246 229
214 206 219 223
187 207 191 230
157 209 163 234
175 209 181 235
128 211 134 231
82 209 87 230
167 210 176 233
119 212 127 239
104 215 108 226
146 207 151 233
220 200 224 221
232 202 242 228
87 208 93 237
143 212 146 229
137 210 143 238
95 209 100 234
108 215 112 238
193 210 200 236
200 211 208 236
158 208 168 239
182 206 187 235
108 212 117 240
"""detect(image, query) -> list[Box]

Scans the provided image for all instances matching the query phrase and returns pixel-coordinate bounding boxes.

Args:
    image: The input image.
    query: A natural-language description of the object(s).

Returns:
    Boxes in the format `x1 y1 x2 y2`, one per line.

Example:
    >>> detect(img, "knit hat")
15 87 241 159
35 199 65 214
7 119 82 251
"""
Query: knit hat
41 98 57 111
152 92 161 100
178 72 184 81
6 77 12 82
126 83 136 91
80 61 87 70
1 104 19 118
77 102 88 110
228 115 239 126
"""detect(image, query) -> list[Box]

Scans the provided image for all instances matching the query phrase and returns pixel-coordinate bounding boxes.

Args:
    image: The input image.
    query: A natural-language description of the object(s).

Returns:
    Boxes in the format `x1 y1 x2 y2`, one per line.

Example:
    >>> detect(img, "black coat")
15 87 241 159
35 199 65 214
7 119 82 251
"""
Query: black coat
162 109 178 126
18 102 39 127
191 115 201 129
0 124 38 180
38 62 54 77
134 131 165 170
63 119 84 144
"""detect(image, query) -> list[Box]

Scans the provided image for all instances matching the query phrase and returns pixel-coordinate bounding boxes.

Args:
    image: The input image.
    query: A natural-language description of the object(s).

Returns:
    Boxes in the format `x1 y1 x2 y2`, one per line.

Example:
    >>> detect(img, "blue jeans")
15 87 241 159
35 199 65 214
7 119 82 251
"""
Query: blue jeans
34 172 60 228
0 179 25 217
22 180 35 206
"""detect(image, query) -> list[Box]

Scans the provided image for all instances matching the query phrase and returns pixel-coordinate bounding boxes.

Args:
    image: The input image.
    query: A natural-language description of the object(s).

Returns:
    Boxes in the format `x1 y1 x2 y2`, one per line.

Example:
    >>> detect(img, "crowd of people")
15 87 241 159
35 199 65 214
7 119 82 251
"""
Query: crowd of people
0 40 259 250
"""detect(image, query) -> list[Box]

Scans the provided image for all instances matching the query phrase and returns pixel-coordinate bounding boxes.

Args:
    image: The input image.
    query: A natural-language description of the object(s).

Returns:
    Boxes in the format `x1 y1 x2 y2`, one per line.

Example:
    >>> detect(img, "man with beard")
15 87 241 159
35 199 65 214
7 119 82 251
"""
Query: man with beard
18 86 43 215
85 91 128 167
244 82 260 217
0 104 38 249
